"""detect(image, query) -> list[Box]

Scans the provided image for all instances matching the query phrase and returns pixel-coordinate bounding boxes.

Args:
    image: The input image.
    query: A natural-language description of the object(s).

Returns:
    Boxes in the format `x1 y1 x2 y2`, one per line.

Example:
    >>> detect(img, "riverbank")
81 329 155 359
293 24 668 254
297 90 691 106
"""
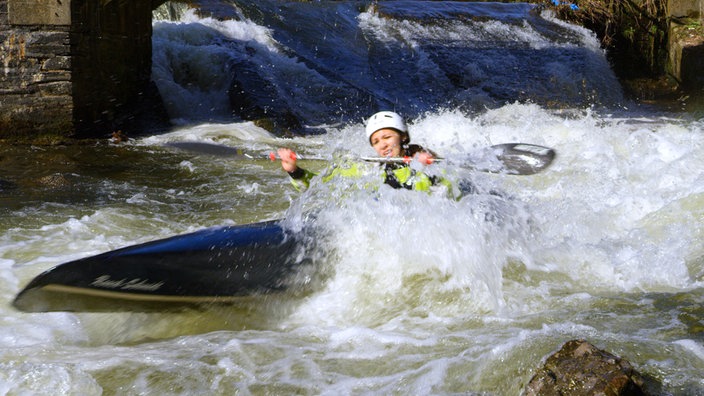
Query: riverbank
534 0 704 114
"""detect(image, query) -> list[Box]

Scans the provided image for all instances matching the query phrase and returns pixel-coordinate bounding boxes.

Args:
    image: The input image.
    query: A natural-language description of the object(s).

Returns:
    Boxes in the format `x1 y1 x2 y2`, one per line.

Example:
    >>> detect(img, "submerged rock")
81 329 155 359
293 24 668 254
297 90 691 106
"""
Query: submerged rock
37 174 72 189
525 339 649 396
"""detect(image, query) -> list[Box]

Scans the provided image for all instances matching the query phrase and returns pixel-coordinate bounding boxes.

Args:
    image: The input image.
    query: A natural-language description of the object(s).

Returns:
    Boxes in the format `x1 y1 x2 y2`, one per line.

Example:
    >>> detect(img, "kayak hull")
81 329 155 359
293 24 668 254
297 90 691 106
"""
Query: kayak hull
13 220 303 312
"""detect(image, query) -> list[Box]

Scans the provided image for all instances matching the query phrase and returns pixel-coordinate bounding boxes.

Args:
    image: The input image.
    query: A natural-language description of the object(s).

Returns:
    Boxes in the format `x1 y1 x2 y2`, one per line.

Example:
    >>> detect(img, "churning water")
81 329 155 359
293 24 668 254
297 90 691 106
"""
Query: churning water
1 1 702 394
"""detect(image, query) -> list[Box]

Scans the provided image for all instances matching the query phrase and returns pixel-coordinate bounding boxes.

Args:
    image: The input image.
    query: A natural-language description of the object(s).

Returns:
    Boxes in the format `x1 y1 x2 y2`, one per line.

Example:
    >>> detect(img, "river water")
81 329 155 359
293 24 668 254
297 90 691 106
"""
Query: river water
1 1 703 394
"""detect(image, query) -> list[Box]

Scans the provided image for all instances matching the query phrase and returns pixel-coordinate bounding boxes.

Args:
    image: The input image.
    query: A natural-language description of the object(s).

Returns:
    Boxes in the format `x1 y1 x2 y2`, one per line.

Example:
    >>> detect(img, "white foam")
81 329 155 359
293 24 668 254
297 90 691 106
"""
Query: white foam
674 339 704 362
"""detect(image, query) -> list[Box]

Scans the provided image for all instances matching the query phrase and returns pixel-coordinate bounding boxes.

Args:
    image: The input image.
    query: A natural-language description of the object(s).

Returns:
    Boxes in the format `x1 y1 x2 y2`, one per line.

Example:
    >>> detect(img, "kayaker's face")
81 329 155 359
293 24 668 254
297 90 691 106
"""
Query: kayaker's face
370 129 403 157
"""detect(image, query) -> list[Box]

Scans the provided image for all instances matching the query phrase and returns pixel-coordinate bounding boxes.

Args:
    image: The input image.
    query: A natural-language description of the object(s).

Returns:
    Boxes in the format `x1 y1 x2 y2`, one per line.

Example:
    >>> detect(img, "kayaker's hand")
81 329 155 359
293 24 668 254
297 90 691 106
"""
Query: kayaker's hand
277 148 298 173
415 151 435 165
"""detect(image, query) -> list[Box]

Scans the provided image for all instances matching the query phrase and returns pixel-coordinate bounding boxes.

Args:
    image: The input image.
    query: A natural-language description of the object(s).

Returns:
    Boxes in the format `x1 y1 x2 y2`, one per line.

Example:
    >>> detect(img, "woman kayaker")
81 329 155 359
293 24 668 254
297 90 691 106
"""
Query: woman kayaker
277 111 449 192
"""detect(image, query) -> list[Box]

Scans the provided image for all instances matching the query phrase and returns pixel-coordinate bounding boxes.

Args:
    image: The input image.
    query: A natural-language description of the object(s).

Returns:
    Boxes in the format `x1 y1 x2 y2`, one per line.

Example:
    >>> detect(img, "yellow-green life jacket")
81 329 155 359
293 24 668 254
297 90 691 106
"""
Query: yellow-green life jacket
288 162 451 194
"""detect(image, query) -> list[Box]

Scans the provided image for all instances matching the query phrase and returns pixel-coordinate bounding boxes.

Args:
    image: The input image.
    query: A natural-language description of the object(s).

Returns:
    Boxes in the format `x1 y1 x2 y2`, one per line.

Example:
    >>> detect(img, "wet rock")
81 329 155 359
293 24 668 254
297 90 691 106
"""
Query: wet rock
110 130 129 144
37 174 71 189
525 339 649 396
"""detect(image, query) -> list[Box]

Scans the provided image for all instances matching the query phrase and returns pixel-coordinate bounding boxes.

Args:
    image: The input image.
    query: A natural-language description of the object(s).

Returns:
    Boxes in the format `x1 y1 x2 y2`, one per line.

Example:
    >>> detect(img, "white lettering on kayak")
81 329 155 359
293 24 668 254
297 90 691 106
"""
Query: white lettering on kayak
91 275 165 291
512 144 552 156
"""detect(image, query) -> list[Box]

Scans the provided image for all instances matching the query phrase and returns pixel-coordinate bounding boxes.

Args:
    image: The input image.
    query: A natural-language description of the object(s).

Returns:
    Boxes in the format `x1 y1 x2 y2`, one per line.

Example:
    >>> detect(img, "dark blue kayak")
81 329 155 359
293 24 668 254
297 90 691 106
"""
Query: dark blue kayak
13 220 303 312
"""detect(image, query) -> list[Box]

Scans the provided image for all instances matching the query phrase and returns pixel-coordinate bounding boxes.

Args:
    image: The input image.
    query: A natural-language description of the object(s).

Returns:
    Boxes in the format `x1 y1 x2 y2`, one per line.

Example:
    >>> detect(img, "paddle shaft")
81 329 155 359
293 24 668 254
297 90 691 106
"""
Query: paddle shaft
165 141 555 175
272 150 437 165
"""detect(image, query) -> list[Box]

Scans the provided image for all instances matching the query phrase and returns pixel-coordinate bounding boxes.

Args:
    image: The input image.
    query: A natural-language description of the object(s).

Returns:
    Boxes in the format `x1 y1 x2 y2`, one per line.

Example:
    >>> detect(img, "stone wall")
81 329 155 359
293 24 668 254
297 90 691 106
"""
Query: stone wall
0 0 169 141
668 0 704 90
0 0 74 140
71 0 167 138
668 0 703 20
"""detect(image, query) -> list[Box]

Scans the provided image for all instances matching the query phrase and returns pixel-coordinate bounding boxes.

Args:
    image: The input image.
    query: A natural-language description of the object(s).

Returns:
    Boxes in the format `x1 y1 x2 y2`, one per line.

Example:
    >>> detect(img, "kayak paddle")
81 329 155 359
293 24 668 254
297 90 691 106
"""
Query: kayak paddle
165 141 555 175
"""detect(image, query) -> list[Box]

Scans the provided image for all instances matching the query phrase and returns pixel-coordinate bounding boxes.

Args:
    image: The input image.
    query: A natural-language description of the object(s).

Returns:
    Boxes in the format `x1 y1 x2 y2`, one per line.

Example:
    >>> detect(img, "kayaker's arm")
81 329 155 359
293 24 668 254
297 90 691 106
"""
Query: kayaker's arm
277 148 317 191
287 166 317 191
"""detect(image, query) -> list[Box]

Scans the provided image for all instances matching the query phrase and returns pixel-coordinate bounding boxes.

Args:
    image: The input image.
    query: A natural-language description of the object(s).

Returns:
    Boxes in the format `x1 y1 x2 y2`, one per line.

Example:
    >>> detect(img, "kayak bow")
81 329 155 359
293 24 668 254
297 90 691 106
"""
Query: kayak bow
13 220 303 312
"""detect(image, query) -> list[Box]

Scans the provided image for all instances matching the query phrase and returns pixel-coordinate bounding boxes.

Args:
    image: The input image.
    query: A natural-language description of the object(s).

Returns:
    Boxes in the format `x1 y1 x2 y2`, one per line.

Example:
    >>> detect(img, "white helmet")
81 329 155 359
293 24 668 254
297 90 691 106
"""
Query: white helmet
365 111 408 144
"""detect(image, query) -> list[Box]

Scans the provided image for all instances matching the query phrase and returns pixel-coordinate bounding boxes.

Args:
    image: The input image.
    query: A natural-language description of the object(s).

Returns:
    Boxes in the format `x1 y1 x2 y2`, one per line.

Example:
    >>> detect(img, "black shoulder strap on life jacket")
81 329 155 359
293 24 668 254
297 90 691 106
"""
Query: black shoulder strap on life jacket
383 163 413 190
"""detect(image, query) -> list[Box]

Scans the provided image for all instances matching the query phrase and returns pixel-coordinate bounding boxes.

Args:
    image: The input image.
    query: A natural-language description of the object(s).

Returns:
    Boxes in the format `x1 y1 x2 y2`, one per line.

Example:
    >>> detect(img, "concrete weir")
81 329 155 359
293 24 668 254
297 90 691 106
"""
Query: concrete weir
668 0 704 89
0 1 702 141
0 0 168 140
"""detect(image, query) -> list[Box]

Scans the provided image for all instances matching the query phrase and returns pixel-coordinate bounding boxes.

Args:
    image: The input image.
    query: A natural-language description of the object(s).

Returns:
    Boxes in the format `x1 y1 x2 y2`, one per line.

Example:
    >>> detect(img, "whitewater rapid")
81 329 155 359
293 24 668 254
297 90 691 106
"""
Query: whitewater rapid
1 1 703 394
